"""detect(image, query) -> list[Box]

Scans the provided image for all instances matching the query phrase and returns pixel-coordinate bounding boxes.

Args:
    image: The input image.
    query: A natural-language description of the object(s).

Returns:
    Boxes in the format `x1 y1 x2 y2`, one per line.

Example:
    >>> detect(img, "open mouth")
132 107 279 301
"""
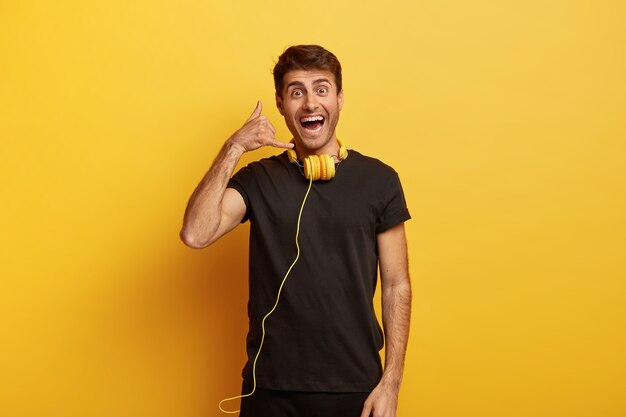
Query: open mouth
299 115 325 135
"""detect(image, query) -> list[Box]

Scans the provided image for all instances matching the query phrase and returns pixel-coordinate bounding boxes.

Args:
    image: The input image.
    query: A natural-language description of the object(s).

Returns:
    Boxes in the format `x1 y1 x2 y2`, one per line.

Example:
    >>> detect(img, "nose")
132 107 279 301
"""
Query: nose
303 94 319 111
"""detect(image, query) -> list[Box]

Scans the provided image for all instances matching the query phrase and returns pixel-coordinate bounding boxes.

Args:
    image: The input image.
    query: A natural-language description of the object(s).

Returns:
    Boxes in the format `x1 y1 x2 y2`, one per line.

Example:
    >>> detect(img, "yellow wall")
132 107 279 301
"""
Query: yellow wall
1 1 625 416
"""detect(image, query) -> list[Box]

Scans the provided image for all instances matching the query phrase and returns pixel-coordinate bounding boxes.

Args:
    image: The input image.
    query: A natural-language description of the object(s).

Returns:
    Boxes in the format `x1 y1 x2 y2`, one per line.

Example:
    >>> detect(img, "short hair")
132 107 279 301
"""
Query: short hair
273 45 343 97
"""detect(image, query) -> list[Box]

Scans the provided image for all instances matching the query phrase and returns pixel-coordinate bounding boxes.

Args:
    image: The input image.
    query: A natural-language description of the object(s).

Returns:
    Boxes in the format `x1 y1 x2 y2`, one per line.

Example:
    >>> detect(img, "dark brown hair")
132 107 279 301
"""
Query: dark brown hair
273 45 343 97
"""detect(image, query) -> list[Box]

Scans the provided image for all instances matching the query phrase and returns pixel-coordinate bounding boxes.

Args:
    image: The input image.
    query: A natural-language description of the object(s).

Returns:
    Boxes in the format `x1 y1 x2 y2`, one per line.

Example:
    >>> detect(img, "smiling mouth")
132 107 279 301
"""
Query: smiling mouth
299 115 325 134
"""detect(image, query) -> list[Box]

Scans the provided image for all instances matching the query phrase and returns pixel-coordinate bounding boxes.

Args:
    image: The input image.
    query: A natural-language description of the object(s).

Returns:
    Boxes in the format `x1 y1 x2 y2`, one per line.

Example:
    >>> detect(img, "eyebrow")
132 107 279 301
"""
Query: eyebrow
285 78 332 90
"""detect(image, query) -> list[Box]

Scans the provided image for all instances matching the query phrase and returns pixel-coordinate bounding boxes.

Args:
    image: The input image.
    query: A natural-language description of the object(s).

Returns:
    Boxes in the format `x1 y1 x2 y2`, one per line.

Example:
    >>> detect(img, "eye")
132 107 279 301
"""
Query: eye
292 89 303 97
317 87 328 95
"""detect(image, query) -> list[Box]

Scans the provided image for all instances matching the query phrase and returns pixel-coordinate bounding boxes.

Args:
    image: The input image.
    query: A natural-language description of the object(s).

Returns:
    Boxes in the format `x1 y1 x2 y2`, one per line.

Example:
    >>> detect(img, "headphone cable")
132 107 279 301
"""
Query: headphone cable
219 176 314 413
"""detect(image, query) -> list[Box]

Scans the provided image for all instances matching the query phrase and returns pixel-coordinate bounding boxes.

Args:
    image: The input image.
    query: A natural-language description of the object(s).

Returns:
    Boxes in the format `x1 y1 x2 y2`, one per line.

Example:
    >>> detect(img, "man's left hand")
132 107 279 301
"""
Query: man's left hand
360 378 399 417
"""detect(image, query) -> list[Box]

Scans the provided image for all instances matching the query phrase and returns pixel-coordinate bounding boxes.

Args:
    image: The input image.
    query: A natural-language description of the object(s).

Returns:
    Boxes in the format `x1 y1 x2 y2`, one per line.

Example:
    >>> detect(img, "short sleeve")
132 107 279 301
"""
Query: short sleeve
228 168 252 223
375 172 411 233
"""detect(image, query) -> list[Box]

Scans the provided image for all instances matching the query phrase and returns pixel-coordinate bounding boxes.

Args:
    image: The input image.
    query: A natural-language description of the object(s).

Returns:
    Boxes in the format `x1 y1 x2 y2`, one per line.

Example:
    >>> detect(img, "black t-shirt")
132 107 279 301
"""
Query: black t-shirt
228 149 411 392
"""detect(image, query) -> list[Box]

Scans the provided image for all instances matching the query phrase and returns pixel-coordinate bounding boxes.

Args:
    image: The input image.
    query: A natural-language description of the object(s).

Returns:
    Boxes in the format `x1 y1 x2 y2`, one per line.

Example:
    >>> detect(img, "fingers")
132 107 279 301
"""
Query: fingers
245 101 276 135
232 100 292 152
248 107 278 139
268 140 294 149
360 399 373 417
266 118 276 134
245 100 263 123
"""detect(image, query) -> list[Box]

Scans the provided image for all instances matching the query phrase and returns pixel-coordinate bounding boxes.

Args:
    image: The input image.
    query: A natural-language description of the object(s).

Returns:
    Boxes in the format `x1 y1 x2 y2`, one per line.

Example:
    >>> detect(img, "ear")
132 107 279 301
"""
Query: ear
338 90 344 111
275 94 284 115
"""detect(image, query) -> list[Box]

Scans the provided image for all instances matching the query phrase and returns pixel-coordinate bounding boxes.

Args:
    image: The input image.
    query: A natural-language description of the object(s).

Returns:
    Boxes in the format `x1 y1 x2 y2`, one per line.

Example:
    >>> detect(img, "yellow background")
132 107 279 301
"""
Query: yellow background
1 0 625 416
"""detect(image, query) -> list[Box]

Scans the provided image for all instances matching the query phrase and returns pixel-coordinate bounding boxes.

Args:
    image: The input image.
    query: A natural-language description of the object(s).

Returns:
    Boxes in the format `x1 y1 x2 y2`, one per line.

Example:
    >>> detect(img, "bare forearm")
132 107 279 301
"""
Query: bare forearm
180 101 292 249
180 140 244 248
360 272 411 417
381 279 412 388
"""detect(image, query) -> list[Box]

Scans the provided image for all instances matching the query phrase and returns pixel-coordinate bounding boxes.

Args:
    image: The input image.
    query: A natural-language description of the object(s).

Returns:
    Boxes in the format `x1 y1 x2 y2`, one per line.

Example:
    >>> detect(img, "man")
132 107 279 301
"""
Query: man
180 45 411 417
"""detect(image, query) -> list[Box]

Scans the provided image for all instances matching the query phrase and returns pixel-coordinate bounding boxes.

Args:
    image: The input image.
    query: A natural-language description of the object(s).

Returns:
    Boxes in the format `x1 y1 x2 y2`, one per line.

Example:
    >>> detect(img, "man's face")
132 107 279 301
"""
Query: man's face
276 70 344 158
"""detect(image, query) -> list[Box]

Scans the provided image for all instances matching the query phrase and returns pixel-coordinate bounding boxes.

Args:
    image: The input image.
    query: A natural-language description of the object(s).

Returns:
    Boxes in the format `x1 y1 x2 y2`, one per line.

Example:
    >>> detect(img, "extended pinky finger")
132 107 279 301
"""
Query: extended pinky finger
269 140 294 149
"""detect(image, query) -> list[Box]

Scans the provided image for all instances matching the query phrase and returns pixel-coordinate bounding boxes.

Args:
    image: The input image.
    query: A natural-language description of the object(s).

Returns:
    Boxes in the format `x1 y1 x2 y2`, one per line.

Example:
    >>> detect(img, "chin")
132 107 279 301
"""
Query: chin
297 133 329 150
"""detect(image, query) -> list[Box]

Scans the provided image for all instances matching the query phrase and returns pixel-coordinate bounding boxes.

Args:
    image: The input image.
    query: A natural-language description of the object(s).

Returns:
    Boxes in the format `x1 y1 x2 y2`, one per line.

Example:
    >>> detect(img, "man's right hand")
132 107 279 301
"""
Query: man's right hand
181 100 292 249
228 101 294 153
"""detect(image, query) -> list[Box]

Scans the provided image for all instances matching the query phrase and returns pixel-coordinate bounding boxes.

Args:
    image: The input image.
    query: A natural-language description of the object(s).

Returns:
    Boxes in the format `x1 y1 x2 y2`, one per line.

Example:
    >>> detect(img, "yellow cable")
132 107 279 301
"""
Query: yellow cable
219 176 314 414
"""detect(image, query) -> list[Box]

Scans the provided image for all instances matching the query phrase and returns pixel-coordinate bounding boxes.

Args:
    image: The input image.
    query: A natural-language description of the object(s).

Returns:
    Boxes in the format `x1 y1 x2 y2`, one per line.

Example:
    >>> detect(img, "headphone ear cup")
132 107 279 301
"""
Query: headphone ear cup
323 154 335 180
318 154 330 180
313 155 321 180
303 156 312 180
320 154 327 180
302 154 337 181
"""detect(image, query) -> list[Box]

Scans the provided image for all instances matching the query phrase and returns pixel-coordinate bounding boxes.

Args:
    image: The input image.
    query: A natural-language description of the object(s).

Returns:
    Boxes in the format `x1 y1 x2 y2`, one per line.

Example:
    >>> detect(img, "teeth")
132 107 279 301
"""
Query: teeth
300 115 324 122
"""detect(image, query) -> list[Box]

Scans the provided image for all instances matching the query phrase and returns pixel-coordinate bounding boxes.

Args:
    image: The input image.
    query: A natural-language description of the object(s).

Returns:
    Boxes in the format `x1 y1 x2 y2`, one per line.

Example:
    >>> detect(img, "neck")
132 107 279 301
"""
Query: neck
287 137 347 164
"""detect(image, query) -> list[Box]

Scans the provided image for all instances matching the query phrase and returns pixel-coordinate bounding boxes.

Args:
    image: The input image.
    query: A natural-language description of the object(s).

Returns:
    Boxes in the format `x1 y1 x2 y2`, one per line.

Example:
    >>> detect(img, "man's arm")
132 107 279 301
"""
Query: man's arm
361 222 411 417
180 101 293 248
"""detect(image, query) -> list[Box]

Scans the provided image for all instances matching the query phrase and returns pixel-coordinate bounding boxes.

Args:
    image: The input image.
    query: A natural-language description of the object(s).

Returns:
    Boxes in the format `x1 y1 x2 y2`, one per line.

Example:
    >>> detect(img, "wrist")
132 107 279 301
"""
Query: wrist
224 138 247 157
380 369 403 390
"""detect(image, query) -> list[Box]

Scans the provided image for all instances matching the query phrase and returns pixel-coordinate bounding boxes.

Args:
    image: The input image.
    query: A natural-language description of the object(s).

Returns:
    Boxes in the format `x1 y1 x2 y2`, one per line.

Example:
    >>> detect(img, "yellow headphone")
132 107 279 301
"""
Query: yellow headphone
286 137 348 180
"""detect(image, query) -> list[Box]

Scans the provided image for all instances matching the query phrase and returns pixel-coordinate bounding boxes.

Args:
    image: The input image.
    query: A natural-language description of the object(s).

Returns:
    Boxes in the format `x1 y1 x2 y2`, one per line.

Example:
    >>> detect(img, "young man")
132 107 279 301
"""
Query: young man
181 45 411 417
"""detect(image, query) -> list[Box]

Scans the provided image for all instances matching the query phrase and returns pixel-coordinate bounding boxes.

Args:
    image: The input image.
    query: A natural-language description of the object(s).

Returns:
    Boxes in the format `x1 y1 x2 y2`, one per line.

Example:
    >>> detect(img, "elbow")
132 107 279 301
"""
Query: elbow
179 228 211 249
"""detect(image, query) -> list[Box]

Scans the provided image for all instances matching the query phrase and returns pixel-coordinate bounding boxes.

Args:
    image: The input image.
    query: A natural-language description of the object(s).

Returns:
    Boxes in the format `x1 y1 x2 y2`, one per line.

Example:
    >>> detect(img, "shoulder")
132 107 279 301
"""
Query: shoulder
241 152 289 170
345 149 399 177
232 152 291 179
